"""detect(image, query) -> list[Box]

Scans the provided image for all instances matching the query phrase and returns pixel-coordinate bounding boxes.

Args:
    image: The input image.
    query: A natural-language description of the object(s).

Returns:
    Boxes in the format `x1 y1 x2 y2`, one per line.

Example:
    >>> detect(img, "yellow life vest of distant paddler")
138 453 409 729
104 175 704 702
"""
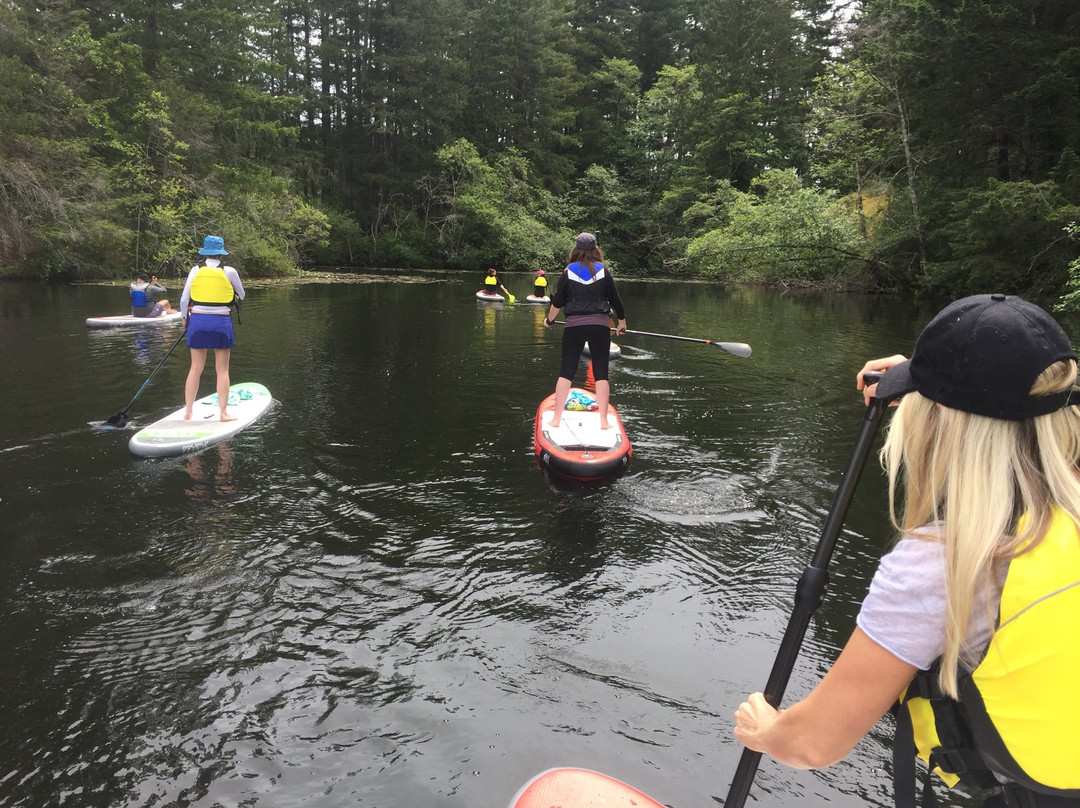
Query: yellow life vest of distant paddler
190 265 235 306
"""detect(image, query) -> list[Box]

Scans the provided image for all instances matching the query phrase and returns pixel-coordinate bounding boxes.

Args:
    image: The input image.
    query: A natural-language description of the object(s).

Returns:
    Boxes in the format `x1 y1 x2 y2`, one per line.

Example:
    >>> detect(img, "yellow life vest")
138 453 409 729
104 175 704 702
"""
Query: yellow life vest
898 508 1080 797
535 275 548 288
484 275 498 287
190 265 235 306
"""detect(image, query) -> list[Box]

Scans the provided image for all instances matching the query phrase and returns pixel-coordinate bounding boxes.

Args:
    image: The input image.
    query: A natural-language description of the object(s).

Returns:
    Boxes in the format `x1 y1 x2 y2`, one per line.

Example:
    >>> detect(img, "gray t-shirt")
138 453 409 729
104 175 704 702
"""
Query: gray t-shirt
130 281 167 316
856 530 1003 671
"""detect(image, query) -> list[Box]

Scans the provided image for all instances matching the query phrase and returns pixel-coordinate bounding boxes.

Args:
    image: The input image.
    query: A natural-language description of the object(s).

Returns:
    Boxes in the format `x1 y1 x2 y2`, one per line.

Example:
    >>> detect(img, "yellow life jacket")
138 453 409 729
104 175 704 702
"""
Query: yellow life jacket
535 275 548 289
190 265 235 306
484 275 498 287
896 508 1080 801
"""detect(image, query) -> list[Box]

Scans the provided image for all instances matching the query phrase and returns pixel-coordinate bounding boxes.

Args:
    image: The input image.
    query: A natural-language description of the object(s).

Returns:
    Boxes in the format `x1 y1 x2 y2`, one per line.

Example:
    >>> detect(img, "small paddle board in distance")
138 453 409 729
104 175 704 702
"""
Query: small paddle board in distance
86 312 183 329
129 382 273 458
476 290 505 302
534 388 631 480
524 295 550 304
507 768 666 808
582 341 621 358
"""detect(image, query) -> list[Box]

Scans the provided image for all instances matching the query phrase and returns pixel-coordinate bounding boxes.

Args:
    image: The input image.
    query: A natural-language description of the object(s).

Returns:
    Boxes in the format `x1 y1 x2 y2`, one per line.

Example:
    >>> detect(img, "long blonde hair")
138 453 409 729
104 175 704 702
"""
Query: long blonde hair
881 359 1080 698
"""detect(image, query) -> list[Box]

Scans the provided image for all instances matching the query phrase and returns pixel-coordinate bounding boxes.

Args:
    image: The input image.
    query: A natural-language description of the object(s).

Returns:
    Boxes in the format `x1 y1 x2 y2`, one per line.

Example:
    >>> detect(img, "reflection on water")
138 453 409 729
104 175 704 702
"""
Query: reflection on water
0 279 1001 808
183 443 236 505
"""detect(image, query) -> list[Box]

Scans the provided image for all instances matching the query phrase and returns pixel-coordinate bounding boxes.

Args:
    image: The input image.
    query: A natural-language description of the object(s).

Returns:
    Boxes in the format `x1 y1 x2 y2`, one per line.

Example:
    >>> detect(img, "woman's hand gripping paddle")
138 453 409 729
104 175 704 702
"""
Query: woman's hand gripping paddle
104 327 187 428
723 371 894 808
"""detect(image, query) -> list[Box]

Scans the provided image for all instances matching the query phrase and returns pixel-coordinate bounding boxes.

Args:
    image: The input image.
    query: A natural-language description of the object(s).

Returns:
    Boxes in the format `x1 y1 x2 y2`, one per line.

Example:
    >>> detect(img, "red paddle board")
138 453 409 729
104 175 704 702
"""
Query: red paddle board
507 767 667 808
533 389 632 481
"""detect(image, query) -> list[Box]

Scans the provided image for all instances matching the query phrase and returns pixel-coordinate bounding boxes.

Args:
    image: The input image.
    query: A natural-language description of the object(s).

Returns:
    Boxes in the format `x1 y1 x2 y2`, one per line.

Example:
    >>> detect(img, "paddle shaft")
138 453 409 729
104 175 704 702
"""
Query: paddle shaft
724 375 890 808
549 322 751 358
109 327 187 422
620 328 751 357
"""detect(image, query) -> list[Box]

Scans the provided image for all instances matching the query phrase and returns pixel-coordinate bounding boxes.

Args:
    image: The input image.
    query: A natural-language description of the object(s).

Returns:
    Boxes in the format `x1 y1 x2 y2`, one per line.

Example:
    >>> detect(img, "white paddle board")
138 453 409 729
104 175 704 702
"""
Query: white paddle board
476 290 505 301
86 312 183 328
128 382 273 458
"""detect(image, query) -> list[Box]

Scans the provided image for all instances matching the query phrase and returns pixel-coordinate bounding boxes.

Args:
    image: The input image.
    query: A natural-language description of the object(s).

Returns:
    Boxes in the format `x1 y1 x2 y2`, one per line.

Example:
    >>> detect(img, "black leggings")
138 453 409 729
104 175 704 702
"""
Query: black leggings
559 324 611 381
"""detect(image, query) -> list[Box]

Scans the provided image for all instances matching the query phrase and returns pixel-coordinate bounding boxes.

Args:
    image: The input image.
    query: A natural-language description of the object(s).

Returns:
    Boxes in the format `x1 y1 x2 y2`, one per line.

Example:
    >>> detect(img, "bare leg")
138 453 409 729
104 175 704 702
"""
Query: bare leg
184 349 208 419
214 348 236 421
595 380 612 429
549 376 573 427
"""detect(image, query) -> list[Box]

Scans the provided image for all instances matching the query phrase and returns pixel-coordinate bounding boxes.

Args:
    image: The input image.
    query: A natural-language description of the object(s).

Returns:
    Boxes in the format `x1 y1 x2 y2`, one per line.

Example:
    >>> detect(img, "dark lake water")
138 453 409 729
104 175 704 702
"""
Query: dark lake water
1 274 1034 808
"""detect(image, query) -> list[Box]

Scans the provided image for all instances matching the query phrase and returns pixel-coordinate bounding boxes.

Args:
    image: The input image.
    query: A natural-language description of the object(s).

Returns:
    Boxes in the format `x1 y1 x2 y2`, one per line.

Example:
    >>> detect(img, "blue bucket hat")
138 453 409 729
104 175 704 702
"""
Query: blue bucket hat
198 235 229 256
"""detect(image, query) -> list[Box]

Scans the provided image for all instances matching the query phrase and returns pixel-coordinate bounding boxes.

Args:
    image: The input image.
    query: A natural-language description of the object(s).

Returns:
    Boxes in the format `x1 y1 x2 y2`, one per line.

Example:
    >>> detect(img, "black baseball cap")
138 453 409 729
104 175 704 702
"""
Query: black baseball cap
876 293 1077 420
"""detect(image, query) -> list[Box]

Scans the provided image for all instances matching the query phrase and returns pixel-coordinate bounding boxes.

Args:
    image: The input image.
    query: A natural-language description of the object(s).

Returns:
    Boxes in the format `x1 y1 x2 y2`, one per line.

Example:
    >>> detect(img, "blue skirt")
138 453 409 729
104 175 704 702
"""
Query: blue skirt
186 312 234 349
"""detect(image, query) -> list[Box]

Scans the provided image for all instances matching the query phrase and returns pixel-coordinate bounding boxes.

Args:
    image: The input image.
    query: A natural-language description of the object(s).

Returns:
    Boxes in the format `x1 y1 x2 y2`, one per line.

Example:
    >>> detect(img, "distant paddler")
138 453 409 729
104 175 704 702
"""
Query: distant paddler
480 267 513 300
531 268 549 300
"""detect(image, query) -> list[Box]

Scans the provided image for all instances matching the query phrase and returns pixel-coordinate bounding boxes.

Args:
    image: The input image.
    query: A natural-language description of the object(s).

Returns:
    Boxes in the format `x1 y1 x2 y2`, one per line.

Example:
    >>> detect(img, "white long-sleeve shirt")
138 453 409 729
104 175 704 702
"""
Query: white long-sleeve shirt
179 257 245 315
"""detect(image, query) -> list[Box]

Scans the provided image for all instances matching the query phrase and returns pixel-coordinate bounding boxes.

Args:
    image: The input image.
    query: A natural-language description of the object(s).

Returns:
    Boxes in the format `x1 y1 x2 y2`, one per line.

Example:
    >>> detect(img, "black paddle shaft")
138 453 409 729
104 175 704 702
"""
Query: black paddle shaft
724 373 891 808
106 327 187 426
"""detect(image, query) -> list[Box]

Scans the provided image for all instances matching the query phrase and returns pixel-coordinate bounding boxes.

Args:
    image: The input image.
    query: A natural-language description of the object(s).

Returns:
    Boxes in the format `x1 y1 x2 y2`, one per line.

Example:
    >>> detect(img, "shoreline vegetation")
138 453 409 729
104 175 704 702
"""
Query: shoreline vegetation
60 270 884 292
1 1 1077 306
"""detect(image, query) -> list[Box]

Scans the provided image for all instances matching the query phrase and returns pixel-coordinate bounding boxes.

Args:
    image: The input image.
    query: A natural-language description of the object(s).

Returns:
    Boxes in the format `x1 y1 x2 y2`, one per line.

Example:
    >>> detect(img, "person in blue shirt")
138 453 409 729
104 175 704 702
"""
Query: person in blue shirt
130 273 175 317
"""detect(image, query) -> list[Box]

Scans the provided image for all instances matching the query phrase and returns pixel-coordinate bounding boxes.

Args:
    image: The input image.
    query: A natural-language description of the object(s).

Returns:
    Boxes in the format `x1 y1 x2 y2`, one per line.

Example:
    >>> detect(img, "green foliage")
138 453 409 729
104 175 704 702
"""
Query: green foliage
1 0 1078 297
1054 223 1080 314
808 64 894 199
424 139 569 270
304 207 370 268
922 179 1079 297
573 165 634 255
688 170 873 288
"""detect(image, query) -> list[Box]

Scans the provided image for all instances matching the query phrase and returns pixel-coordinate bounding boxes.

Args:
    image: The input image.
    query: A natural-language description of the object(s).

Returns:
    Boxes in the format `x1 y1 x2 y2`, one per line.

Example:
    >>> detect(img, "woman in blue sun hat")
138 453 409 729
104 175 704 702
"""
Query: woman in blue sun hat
179 235 246 421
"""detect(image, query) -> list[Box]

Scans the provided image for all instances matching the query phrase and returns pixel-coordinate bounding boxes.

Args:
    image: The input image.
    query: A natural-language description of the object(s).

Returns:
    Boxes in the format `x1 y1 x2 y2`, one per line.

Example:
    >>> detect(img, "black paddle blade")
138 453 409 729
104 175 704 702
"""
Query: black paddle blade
105 411 129 428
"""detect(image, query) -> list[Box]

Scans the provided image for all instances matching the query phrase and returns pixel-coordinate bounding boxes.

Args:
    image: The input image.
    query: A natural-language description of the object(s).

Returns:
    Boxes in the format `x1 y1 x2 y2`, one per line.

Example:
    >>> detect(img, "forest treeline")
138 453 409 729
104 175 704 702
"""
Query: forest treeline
1 0 1079 301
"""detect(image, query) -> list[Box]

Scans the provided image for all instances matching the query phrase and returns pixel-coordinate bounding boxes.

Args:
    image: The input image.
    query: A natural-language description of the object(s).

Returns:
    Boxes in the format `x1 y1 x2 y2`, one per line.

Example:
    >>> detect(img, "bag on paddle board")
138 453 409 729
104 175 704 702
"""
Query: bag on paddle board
565 390 598 411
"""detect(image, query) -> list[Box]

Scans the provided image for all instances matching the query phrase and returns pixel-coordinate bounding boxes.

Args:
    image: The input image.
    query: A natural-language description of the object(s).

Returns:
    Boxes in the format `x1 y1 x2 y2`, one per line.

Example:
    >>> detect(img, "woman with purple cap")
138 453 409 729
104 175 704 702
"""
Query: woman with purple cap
544 232 627 429
179 235 246 422
734 294 1080 808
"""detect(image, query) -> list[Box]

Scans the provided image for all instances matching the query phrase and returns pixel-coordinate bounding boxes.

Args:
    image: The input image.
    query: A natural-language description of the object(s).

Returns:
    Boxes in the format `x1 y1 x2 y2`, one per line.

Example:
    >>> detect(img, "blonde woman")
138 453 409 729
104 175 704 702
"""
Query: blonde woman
734 294 1080 808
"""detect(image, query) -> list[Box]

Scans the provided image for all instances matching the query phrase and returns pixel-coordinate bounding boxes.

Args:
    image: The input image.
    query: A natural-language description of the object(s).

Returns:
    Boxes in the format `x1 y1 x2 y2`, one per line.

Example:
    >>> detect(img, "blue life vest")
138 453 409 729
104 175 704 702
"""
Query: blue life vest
131 287 149 307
